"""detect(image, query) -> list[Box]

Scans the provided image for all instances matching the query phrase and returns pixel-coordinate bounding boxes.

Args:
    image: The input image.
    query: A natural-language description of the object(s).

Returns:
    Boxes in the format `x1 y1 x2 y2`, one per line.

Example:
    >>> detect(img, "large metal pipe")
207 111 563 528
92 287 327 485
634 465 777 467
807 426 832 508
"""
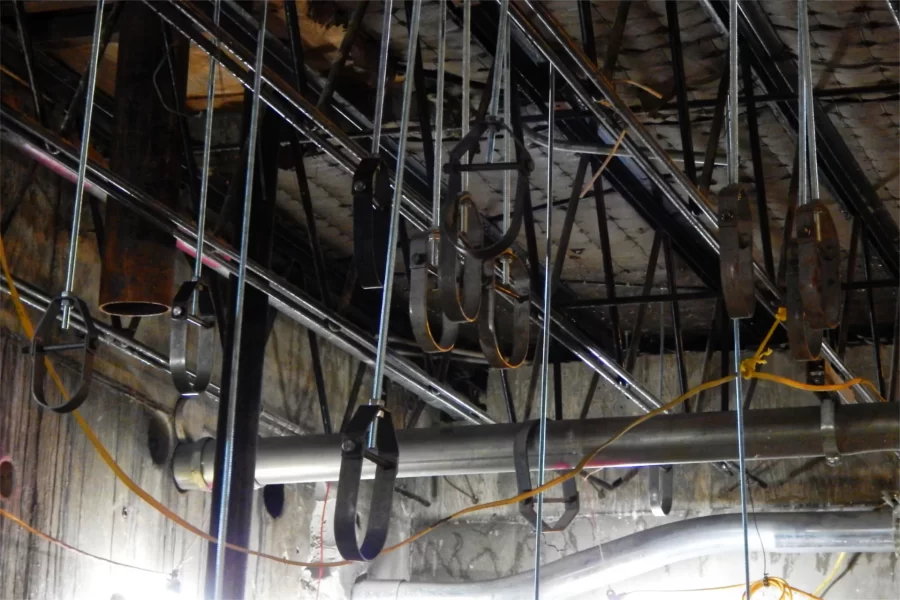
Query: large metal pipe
351 510 899 600
172 403 899 488
99 3 189 316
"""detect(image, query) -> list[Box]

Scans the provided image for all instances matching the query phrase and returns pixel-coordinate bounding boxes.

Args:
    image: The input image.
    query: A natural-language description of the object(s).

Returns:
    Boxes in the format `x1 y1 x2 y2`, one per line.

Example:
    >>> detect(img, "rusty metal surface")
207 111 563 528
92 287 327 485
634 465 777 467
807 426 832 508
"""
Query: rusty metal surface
717 184 756 320
98 3 186 317
795 200 843 329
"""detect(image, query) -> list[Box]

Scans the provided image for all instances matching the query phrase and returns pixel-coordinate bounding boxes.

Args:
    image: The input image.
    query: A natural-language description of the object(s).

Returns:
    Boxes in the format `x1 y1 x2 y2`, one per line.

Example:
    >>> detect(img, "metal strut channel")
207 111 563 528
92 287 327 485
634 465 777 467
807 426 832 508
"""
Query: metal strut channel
701 0 899 279
506 0 881 405
0 109 493 426
141 0 685 414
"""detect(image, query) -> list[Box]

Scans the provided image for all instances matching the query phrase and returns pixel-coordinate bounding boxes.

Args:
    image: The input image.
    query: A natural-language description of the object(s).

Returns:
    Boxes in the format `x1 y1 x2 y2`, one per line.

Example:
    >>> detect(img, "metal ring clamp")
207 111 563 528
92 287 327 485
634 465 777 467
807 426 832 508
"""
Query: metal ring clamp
334 405 399 561
514 420 579 532
478 252 530 369
353 156 392 290
438 193 483 323
409 231 459 352
786 239 824 360
795 200 841 329
718 183 756 319
441 118 534 262
169 280 215 396
30 295 99 413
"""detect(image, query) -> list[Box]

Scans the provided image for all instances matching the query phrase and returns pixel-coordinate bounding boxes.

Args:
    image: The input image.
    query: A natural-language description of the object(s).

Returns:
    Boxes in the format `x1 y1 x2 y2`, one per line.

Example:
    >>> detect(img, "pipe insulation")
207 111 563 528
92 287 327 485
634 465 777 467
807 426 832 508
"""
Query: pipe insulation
351 510 899 600
172 403 900 489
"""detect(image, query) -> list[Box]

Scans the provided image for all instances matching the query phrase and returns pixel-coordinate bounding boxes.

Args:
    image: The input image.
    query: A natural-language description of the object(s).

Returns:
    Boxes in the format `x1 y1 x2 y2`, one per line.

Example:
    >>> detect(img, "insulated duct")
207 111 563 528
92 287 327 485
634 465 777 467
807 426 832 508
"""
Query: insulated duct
172 403 899 488
352 510 899 600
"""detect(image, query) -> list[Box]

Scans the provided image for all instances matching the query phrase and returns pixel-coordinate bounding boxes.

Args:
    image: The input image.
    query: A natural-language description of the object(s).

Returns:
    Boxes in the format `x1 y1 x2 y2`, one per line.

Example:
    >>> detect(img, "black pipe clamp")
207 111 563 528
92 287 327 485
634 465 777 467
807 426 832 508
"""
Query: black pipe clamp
514 420 579 532
30 295 99 413
352 157 392 290
334 405 399 561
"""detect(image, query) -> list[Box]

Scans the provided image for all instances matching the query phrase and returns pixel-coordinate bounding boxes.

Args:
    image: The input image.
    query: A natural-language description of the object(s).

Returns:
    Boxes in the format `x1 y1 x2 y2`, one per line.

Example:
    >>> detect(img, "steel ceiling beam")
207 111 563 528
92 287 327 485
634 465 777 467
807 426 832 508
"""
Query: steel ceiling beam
0 109 494 425
701 0 899 279
506 0 881 405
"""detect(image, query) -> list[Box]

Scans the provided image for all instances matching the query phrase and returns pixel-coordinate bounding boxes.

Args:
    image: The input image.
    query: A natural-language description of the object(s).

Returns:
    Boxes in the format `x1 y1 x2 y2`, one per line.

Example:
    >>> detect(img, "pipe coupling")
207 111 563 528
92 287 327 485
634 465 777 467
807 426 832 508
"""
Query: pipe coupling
172 437 216 491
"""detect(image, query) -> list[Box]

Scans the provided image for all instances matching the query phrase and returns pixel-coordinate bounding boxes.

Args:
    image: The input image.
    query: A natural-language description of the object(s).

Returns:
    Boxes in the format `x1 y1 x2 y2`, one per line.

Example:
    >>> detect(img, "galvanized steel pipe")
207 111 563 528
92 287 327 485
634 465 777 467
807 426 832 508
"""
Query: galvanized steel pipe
351 510 898 600
172 403 900 488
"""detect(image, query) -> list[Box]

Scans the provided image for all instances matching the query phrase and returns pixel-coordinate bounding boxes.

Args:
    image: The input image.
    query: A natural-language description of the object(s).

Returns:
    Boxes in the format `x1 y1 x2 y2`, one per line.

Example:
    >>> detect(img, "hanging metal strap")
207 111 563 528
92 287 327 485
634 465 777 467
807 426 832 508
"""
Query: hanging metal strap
352 156 393 289
438 194 484 323
30 296 99 413
334 405 399 561
169 280 216 395
718 183 756 319
409 231 459 352
514 420 579 532
478 251 530 369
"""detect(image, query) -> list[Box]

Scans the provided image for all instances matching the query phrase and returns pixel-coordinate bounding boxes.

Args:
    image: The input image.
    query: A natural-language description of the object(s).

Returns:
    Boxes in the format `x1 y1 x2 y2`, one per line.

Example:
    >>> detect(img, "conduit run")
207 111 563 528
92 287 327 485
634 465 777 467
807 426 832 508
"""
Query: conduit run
352 510 899 600
172 403 899 488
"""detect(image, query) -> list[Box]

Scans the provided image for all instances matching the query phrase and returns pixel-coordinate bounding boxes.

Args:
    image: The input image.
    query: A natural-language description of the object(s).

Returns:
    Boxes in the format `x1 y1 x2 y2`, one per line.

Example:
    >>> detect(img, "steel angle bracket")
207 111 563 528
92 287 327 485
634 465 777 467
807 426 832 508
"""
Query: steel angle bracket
353 156 392 290
648 464 673 516
479 252 530 369
795 201 841 329
438 193 483 323
718 183 756 319
514 420 578 532
409 231 459 352
786 239 824 360
30 295 99 413
169 280 215 396
334 405 399 561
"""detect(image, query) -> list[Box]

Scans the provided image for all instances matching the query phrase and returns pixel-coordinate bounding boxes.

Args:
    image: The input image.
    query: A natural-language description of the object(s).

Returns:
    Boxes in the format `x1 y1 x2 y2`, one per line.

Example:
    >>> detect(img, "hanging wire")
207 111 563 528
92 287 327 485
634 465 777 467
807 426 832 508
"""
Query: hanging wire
193 0 222 283
533 63 555 600
727 1 751 598
432 4 447 227
369 0 423 404
60 0 105 329
370 0 394 155
799 0 820 199
461 0 471 189
212 3 268 597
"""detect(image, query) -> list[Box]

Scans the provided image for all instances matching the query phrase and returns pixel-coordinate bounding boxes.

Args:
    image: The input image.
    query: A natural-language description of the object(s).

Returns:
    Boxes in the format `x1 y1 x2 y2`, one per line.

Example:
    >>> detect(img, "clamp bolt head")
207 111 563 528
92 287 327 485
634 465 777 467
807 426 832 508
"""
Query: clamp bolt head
353 181 366 192
342 440 357 452
172 306 184 317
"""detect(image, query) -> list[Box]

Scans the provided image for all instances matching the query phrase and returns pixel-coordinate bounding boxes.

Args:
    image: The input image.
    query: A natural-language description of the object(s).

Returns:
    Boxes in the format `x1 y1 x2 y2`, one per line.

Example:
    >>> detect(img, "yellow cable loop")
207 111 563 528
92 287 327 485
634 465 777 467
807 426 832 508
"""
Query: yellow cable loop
0 229 887 569
812 551 847 597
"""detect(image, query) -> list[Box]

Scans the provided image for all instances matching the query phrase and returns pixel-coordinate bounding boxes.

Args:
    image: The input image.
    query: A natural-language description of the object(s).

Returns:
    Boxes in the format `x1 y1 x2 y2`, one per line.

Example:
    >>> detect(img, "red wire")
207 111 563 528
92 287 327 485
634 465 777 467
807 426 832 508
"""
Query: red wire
315 483 331 600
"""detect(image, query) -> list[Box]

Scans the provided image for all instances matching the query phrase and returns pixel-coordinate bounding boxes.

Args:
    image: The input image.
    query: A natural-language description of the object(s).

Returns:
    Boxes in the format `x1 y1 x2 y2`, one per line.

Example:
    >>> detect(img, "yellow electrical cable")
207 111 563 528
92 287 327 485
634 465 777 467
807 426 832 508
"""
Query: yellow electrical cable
812 551 847 597
0 506 169 576
0 228 887 569
580 128 629 198
619 576 823 599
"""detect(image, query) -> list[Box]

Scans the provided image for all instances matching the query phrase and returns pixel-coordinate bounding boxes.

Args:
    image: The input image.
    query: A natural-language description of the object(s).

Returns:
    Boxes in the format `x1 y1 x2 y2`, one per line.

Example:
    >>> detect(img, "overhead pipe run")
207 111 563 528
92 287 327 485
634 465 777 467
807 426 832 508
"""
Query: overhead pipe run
351 510 899 600
172 403 899 488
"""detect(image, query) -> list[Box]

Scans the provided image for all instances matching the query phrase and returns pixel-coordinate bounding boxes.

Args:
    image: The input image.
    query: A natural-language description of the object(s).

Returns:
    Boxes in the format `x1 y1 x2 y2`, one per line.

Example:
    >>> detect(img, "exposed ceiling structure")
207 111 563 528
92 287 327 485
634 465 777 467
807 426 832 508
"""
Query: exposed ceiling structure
0 0 898 599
